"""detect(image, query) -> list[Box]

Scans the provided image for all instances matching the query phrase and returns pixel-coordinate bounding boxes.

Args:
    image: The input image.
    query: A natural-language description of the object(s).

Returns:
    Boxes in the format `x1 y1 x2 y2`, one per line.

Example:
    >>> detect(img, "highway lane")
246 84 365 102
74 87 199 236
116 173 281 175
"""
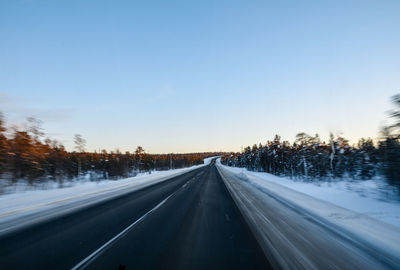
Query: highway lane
0 164 270 270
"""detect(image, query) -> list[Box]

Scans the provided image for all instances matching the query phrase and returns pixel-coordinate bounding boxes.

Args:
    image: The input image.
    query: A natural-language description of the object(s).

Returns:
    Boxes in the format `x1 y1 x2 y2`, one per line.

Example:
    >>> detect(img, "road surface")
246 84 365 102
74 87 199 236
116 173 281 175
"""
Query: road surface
0 163 269 270
0 162 398 269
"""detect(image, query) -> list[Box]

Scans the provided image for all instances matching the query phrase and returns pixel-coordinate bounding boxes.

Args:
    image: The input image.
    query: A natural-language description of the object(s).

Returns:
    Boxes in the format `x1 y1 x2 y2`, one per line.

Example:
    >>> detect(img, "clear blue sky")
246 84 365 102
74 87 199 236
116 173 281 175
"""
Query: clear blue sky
1 0 399 153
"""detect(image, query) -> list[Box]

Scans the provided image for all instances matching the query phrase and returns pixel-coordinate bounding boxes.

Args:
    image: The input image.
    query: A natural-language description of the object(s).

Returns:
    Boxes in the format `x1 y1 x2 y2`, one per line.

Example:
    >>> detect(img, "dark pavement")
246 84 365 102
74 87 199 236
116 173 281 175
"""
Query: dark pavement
0 163 271 270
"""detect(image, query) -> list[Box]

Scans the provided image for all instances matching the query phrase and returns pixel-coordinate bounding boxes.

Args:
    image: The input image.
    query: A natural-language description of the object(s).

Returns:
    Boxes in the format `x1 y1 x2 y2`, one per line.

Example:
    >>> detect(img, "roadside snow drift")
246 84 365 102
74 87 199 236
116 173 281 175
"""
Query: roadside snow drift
217 160 400 269
0 161 210 236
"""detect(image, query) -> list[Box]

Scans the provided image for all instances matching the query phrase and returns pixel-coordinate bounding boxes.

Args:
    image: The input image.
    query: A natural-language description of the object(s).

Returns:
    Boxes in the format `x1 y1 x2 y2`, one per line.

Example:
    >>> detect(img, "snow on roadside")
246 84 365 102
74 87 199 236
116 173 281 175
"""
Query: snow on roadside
0 160 210 235
217 160 400 268
217 160 400 228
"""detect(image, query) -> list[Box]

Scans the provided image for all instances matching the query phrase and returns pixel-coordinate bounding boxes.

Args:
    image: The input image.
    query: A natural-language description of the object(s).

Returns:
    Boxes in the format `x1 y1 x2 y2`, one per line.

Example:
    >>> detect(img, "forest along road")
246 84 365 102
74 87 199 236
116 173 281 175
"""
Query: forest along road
0 163 270 270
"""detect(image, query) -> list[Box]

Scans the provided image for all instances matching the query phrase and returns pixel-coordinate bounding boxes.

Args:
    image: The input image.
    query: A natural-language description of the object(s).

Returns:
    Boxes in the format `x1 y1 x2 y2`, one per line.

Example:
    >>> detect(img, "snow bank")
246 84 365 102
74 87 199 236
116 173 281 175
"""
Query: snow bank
0 163 206 236
217 161 400 228
217 159 400 267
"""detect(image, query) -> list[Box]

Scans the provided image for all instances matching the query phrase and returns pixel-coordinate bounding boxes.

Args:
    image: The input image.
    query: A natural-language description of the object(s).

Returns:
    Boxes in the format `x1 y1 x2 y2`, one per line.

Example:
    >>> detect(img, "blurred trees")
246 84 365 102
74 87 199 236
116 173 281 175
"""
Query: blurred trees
0 116 219 184
222 134 384 180
378 94 400 186
74 134 86 152
0 113 7 175
1 93 399 187
221 94 400 188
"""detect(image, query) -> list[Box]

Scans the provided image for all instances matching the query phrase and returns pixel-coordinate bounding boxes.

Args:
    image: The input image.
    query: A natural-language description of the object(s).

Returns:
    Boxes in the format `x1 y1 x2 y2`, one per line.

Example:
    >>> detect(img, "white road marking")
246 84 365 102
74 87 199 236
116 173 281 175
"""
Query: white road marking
225 214 230 221
70 180 190 270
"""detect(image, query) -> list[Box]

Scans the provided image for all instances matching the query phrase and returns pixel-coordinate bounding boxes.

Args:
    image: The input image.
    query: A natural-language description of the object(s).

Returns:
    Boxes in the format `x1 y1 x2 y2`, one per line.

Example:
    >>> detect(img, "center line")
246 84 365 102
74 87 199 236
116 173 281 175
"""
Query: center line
70 181 189 270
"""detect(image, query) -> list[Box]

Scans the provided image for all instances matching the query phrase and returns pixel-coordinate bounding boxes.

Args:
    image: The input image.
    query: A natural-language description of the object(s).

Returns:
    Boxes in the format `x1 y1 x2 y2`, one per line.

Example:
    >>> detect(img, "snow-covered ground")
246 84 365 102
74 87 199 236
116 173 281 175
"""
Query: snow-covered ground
217 161 400 228
0 156 220 195
0 159 212 235
217 160 400 268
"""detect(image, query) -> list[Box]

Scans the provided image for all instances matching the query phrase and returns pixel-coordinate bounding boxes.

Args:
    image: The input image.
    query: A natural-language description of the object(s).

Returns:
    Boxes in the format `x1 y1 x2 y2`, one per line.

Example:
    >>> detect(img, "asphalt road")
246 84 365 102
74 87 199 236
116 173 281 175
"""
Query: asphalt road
0 163 271 270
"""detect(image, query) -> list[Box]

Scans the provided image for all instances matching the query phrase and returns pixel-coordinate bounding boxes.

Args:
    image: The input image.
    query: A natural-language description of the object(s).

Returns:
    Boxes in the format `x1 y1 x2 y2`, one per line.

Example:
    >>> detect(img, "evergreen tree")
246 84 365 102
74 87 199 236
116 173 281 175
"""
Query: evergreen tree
0 113 7 175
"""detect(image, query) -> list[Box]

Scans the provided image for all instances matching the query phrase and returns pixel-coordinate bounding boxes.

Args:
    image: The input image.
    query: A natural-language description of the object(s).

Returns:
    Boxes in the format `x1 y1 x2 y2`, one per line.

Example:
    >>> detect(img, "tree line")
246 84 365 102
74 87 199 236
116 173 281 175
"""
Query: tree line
221 94 400 187
0 115 220 185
